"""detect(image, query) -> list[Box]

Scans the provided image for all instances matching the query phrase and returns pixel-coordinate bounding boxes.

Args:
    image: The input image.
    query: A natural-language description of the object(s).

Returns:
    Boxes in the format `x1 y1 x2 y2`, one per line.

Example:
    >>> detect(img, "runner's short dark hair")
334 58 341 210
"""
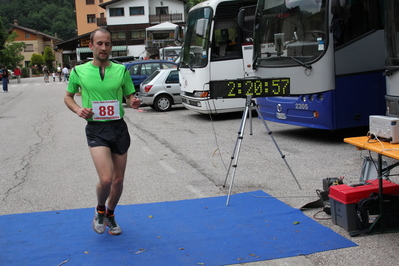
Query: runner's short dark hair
90 29 112 43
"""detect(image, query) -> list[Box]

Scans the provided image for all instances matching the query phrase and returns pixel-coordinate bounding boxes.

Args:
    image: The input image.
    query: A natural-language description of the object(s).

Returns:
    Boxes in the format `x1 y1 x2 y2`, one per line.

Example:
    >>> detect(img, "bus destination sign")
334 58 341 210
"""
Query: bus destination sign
209 78 290 99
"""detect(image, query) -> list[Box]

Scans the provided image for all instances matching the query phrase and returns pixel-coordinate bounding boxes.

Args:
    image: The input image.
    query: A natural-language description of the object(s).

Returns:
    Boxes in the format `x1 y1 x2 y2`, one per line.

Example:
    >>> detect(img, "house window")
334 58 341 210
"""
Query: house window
87 14 96 23
110 8 124 17
153 32 170 40
130 6 144 16
112 50 127 57
24 44 33 52
156 7 168 15
111 31 126 40
131 30 145 38
99 0 103 3
25 33 30 39
86 0 94 4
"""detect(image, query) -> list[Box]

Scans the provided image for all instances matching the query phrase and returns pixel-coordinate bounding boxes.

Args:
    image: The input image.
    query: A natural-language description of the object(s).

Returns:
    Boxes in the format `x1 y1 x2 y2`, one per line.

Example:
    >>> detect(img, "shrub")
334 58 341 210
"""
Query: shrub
21 67 29 78
31 67 40 75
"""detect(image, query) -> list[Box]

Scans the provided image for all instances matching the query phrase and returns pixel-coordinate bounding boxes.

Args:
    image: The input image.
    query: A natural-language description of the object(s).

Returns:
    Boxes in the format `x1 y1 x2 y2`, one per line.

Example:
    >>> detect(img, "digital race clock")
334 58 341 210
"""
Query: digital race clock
209 78 290 99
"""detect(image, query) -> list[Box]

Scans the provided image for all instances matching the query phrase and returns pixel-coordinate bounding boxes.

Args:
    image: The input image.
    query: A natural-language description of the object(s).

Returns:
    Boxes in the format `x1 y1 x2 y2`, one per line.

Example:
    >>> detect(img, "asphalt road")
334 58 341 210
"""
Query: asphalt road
1 76 398 265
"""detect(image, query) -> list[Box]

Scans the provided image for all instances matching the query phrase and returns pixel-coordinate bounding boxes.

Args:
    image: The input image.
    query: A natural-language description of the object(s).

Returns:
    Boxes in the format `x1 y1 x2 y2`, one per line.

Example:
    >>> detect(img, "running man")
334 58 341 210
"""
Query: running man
64 29 140 235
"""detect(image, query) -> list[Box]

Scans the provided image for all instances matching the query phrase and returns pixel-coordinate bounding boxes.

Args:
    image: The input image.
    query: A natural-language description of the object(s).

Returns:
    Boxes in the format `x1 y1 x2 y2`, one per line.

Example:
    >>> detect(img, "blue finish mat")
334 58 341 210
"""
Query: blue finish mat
0 191 356 266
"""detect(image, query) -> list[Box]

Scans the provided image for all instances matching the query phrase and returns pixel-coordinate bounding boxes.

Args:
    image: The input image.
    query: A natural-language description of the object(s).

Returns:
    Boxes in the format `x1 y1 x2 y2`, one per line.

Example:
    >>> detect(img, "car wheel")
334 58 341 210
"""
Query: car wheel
154 94 173 112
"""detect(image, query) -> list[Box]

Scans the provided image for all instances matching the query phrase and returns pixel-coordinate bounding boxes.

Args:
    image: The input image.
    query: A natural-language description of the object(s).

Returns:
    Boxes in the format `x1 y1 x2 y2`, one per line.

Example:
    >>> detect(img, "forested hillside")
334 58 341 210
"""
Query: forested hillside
0 0 76 41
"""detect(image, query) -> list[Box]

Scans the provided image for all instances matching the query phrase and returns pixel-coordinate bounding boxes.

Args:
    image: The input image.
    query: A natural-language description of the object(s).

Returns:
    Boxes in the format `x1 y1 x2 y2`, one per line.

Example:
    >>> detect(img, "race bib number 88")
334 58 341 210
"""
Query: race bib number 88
92 100 121 120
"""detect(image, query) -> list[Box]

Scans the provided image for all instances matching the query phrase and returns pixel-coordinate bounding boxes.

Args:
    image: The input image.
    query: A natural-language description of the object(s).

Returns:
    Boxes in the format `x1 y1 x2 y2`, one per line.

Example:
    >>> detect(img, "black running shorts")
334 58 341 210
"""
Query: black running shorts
85 119 131 155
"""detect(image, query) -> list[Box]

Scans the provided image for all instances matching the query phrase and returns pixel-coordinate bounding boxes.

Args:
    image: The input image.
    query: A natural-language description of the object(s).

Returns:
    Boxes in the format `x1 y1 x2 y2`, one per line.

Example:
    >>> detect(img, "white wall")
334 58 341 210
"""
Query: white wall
105 0 185 26
148 0 185 17
106 0 150 25
127 45 147 59
103 0 185 58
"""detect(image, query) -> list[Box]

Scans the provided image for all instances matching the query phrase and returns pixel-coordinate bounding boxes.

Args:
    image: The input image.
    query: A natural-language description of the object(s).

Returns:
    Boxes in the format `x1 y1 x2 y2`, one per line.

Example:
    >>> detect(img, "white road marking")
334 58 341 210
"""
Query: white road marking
158 160 176 173
142 145 154 155
186 185 206 198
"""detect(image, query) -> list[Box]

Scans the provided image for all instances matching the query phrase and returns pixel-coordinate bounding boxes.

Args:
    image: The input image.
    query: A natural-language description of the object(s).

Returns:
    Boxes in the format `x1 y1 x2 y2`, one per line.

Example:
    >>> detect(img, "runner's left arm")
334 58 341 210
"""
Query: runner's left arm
122 67 140 109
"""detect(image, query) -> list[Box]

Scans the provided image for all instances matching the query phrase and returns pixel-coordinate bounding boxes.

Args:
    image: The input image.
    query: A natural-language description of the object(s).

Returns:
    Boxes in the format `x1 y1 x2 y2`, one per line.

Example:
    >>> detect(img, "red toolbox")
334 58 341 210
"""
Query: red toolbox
329 179 399 231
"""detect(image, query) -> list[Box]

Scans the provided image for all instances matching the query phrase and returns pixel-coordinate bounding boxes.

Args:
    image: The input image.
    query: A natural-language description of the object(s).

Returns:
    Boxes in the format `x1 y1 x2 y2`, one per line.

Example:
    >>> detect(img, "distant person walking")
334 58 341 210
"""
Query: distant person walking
56 65 62 81
42 66 50 83
1 66 9 92
13 66 21 83
62 66 69 82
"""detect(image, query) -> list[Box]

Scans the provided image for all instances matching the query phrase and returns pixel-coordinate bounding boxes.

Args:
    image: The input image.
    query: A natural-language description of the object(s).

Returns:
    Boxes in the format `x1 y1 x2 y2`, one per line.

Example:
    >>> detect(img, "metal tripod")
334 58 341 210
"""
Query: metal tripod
223 95 302 206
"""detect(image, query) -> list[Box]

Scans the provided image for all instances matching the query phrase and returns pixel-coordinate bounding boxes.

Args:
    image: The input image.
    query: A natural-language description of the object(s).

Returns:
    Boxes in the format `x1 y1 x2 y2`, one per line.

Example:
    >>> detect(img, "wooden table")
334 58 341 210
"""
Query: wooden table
344 136 399 160
344 136 399 233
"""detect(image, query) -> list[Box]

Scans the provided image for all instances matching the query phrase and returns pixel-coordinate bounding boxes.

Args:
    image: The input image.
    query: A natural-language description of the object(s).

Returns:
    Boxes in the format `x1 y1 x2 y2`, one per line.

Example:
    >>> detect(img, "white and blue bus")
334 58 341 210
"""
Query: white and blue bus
176 0 257 114
253 0 386 130
385 0 399 116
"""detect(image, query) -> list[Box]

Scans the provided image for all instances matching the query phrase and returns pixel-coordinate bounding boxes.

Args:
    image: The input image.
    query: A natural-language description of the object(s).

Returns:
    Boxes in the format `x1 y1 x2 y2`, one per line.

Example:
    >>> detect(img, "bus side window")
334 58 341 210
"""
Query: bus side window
219 41 228 56
218 28 229 57
212 19 240 60
344 3 368 42
226 38 239 56
332 11 344 47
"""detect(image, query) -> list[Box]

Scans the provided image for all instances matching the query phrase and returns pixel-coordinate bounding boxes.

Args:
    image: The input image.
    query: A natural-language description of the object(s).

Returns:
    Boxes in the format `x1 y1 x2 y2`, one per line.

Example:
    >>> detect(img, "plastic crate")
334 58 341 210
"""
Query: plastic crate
329 179 399 232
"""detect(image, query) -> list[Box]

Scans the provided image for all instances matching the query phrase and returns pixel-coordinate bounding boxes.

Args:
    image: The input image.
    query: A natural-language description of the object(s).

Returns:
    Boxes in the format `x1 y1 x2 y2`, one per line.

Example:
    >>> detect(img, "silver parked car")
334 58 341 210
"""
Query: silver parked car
138 69 182 112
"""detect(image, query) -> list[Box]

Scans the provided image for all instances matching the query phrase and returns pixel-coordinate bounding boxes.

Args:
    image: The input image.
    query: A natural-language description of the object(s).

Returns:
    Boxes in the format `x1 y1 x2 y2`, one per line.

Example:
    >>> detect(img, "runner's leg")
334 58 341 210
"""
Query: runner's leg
89 146 127 209
107 152 128 210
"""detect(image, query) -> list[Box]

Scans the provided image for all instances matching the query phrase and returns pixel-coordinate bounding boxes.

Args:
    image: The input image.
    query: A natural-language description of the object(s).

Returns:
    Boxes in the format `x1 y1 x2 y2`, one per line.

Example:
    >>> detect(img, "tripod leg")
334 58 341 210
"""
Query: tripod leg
225 116 247 205
256 106 302 189
225 98 252 206
249 100 253 136
223 103 250 187
223 144 238 187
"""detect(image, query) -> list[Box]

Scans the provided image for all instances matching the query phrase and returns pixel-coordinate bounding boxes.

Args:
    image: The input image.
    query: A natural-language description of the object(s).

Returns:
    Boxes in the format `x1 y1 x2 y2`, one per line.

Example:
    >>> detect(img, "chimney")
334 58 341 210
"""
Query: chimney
13 19 18 25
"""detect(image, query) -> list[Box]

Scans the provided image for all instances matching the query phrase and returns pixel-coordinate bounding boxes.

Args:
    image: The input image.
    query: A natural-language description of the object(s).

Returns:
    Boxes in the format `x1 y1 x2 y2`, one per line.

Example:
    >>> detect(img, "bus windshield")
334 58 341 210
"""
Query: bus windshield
386 0 399 67
181 7 213 69
254 0 327 67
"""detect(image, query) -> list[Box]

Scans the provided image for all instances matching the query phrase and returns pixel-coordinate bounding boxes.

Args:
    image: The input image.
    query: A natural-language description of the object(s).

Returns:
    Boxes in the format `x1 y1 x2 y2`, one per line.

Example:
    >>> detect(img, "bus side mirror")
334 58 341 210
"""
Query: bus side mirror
196 18 208 38
237 9 245 28
174 26 182 46
274 33 285 54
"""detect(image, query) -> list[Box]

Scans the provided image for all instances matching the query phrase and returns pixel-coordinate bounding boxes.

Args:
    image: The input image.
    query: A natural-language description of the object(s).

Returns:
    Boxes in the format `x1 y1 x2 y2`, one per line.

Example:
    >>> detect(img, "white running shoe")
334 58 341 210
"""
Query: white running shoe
92 208 106 234
104 215 122 235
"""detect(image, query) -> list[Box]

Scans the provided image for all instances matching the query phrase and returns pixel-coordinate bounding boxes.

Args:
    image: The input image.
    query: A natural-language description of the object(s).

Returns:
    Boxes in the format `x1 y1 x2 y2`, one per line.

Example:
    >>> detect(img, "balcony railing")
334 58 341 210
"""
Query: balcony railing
96 13 183 27
149 13 183 24
145 39 176 49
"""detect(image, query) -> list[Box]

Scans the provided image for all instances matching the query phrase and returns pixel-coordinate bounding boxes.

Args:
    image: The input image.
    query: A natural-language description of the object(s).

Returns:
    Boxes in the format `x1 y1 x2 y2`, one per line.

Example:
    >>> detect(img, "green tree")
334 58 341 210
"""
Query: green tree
0 19 7 52
43 46 55 70
30 53 44 68
0 0 76 40
0 31 25 69
186 0 206 11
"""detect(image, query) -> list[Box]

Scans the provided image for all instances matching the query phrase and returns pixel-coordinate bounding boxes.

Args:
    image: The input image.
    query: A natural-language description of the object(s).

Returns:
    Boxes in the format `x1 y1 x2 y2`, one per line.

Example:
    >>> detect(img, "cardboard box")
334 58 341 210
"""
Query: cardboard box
329 179 399 231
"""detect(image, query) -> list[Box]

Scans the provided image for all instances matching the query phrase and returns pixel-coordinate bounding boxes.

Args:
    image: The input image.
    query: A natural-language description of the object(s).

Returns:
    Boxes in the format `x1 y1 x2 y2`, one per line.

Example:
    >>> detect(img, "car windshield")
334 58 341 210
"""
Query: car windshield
142 70 161 85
